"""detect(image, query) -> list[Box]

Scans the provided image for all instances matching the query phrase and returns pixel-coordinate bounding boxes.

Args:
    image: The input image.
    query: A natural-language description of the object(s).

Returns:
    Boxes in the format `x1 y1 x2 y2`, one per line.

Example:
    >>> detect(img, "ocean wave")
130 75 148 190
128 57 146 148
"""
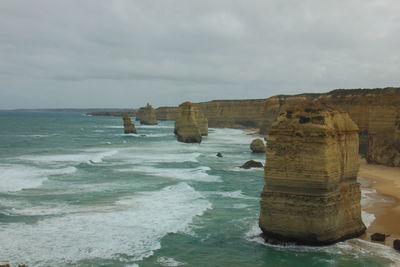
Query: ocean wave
206 128 256 145
203 190 258 200
117 166 221 182
156 256 186 266
0 183 212 266
115 151 202 164
0 164 77 193
104 125 124 129
18 150 119 165
136 125 174 129
114 133 172 138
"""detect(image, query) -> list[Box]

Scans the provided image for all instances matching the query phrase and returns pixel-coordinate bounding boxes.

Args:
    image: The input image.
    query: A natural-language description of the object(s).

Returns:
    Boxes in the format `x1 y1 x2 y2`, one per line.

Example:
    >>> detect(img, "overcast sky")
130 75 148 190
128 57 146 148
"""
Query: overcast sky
0 0 399 109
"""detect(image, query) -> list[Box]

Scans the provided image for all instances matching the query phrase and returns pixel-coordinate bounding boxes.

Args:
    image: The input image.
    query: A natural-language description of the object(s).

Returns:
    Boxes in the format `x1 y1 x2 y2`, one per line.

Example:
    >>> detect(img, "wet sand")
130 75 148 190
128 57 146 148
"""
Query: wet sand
358 159 400 246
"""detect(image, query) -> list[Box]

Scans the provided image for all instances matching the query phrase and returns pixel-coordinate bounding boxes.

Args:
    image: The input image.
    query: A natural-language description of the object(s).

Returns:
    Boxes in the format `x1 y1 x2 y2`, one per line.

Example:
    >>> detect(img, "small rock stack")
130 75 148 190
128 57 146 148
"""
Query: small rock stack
122 114 137 134
259 104 366 245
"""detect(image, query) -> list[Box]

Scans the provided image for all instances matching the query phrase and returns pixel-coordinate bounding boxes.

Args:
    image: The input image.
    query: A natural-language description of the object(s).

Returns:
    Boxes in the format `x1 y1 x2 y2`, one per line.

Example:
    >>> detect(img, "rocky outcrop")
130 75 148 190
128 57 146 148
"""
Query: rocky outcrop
259 87 400 167
155 106 178 121
240 160 263 169
370 233 387 242
122 114 137 134
250 139 266 153
394 239 400 251
137 104 158 125
174 102 208 143
259 104 366 245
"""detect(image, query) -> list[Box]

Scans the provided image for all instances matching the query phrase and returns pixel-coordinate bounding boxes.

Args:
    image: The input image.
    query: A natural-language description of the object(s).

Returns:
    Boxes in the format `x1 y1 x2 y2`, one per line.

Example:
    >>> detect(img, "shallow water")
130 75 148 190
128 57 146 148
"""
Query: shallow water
0 112 398 266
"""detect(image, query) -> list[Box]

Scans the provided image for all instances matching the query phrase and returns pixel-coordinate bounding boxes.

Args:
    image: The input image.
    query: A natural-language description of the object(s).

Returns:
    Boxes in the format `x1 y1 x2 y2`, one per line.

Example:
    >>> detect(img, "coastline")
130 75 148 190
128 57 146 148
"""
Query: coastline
358 158 400 246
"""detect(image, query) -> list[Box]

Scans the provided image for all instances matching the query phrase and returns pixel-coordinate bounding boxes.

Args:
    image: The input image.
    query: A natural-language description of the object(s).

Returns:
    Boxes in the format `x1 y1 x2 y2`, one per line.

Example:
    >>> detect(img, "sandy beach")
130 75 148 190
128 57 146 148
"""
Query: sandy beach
358 158 400 246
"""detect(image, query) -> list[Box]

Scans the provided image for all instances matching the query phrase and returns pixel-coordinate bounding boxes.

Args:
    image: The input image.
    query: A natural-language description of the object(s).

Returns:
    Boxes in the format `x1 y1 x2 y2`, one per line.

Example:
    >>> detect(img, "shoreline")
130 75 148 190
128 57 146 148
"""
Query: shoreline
358 158 400 246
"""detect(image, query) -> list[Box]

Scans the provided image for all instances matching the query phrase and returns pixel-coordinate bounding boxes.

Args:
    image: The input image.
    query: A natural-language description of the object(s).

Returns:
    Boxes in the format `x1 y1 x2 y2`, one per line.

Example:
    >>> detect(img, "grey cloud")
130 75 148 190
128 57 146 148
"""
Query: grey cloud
0 0 399 108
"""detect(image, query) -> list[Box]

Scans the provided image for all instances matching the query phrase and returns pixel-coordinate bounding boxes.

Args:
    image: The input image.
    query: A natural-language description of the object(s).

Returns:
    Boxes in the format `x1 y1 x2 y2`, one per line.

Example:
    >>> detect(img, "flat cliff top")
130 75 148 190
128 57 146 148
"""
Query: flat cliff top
273 87 400 99
272 105 359 134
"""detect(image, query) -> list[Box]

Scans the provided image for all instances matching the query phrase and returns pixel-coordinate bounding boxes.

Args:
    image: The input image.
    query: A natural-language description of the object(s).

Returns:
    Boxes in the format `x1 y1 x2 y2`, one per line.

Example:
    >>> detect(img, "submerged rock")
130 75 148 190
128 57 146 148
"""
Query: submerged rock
240 160 263 169
122 114 137 134
259 104 366 245
250 138 266 153
174 102 208 143
370 233 387 242
138 104 158 125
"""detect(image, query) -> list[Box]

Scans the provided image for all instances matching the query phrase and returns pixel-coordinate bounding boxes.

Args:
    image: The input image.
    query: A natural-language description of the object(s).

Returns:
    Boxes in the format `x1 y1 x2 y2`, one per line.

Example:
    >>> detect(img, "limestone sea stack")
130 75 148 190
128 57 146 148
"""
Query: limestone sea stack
250 138 266 153
138 104 158 125
174 102 208 143
122 114 137 134
259 104 366 245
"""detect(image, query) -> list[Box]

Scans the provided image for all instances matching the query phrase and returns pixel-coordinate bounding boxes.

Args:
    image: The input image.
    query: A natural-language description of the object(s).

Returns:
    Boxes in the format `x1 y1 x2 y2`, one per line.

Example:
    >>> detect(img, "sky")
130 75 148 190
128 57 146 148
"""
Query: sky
0 0 399 109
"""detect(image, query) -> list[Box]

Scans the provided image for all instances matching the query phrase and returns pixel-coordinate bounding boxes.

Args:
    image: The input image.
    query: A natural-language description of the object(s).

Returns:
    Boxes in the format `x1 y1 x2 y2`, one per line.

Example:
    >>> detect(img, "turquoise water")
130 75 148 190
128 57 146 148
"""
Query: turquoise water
0 112 398 267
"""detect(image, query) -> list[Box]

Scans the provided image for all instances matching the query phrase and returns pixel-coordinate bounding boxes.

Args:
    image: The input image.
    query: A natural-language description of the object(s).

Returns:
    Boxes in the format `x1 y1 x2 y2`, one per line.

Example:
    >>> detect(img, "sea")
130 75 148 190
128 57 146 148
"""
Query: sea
0 112 398 267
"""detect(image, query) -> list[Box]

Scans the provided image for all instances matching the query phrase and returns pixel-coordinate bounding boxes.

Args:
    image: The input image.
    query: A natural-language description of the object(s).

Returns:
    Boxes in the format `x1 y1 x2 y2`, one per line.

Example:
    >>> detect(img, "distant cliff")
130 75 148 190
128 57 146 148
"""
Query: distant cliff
155 106 178 121
196 99 265 128
154 99 265 128
85 109 137 116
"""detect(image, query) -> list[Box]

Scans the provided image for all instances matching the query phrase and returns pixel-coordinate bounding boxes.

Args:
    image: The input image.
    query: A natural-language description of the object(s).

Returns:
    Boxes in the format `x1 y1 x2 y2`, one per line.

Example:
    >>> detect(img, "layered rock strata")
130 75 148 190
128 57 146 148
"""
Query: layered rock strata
174 102 208 143
250 138 266 153
122 114 137 134
259 88 400 167
197 99 265 128
137 104 158 125
155 106 178 121
259 105 366 245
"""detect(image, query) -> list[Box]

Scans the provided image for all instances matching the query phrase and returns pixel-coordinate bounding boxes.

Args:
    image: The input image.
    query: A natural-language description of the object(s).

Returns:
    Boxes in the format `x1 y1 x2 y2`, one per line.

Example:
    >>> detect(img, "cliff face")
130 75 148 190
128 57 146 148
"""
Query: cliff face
259 88 400 167
122 114 137 134
174 102 208 143
137 104 158 125
259 105 365 245
155 106 178 121
195 99 265 128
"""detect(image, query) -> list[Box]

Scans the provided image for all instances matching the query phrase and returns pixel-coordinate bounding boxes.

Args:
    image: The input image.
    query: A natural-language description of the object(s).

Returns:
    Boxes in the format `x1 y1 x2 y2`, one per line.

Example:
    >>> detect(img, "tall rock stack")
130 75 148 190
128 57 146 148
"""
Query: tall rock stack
259 104 366 245
138 104 158 125
122 114 137 134
174 102 208 143
135 107 146 122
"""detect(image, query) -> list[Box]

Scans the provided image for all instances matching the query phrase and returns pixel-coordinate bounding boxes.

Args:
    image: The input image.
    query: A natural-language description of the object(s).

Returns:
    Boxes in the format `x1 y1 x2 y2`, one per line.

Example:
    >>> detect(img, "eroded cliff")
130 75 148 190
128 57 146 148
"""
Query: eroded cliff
259 104 366 245
259 88 400 167
174 102 208 143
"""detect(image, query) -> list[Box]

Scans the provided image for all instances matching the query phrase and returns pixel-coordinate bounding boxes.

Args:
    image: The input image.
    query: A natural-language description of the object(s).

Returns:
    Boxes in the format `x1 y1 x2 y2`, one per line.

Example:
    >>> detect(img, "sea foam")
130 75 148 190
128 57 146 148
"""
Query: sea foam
117 166 221 182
